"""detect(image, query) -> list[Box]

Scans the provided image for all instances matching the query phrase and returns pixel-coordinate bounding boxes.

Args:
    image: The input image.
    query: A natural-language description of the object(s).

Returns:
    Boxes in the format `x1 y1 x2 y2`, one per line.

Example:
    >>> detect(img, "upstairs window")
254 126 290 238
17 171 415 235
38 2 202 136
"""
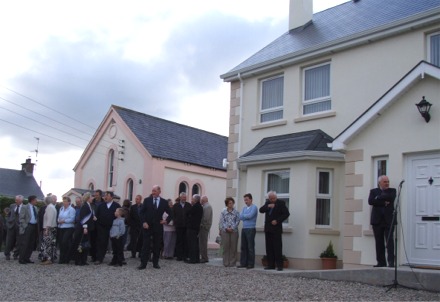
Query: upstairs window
303 63 331 115
428 32 440 67
260 75 284 123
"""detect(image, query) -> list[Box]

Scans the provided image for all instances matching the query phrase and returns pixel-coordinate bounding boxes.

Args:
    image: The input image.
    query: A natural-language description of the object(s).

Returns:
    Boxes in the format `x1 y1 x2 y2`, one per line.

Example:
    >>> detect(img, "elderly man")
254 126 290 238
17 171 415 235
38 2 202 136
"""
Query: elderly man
186 194 203 264
259 191 290 271
4 195 24 260
199 195 212 263
368 175 396 268
18 195 39 264
172 192 191 261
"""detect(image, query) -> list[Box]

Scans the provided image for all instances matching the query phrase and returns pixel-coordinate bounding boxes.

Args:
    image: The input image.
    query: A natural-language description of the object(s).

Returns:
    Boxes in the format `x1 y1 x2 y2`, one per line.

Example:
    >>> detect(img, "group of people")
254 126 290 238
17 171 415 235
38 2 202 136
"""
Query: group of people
219 191 290 271
2 185 215 270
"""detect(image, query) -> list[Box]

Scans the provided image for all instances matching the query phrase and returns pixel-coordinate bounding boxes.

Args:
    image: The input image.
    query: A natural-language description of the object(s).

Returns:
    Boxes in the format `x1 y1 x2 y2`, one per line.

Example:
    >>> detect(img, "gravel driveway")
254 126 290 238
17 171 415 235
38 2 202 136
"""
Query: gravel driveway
1 255 439 301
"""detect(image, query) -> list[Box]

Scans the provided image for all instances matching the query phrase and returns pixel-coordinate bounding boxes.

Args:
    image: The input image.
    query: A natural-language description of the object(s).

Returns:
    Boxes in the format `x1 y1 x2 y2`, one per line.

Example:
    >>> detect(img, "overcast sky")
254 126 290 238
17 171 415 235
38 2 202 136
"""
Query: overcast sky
0 0 348 198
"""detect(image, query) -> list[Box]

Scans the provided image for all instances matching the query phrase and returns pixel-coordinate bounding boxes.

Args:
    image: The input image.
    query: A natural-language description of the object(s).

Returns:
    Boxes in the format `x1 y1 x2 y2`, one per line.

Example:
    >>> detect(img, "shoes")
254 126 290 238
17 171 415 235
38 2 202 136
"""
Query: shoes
41 260 52 265
94 261 103 265
388 264 394 268
137 265 146 270
277 267 283 271
374 264 386 267
176 258 183 261
246 266 254 269
122 261 127 265
26 260 34 264
19 260 27 264
264 267 275 270
108 262 116 266
199 259 208 263
5 256 10 260
153 264 160 269
236 265 246 268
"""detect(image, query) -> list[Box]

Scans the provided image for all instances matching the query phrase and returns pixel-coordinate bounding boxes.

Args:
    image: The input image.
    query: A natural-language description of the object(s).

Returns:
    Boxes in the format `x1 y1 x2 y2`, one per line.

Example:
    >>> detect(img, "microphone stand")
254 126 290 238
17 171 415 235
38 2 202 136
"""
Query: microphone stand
385 181 410 291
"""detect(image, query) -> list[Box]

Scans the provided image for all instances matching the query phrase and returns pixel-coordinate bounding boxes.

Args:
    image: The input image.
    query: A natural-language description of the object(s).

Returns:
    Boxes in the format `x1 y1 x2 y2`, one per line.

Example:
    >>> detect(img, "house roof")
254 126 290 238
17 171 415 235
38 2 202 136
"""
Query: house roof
221 0 440 81
0 168 45 200
114 106 228 170
242 129 334 157
237 130 344 169
331 61 440 151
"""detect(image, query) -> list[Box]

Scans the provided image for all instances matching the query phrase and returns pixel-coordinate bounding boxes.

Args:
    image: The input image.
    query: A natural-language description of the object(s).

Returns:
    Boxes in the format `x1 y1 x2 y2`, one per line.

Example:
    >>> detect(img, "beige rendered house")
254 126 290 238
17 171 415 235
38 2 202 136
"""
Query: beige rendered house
220 0 440 269
71 105 227 241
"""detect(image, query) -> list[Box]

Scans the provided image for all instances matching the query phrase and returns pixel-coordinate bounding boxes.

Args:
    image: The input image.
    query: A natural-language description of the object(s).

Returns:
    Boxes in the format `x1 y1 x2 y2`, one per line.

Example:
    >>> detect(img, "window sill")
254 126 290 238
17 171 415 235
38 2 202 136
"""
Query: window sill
251 119 287 130
294 111 336 123
363 229 374 236
309 228 340 235
256 226 293 233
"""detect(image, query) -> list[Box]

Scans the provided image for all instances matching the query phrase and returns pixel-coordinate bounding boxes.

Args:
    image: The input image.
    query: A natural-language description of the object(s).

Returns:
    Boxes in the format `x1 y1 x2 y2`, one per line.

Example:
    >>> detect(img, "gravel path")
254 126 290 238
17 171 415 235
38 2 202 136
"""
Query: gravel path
1 255 439 301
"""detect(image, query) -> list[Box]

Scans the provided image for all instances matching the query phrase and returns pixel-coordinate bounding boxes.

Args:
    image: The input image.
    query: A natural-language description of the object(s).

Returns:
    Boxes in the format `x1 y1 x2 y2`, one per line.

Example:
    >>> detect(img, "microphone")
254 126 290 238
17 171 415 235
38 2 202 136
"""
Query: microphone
399 180 405 187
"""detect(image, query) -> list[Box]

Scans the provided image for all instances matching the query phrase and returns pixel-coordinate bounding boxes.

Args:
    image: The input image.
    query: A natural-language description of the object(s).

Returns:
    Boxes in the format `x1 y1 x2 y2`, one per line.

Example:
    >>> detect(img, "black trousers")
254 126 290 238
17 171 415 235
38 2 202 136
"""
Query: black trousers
58 227 75 263
96 224 110 262
110 237 124 265
175 227 187 260
140 228 162 266
4 225 19 257
372 224 394 266
129 227 143 257
19 224 38 262
89 228 98 261
264 230 283 269
186 228 200 263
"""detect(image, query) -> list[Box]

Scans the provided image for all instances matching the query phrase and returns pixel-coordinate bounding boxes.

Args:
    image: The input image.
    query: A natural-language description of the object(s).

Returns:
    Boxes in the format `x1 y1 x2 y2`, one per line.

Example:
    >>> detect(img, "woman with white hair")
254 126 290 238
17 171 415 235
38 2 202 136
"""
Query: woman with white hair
40 196 57 264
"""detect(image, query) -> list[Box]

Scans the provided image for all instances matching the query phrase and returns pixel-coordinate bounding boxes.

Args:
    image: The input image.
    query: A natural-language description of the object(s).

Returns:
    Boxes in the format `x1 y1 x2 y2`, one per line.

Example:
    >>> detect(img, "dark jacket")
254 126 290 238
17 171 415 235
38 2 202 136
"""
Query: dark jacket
186 202 203 231
140 196 172 232
172 201 191 228
259 199 290 233
368 187 396 225
95 201 121 229
129 203 143 231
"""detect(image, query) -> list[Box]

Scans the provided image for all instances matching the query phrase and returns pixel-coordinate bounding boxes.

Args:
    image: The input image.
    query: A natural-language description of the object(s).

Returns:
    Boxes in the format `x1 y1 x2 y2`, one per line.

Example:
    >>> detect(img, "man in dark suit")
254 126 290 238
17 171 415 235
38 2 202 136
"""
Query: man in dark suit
138 185 172 270
4 195 23 260
185 194 203 264
90 189 104 262
129 194 143 258
368 175 396 268
172 192 191 261
18 195 39 264
259 191 290 271
94 191 121 264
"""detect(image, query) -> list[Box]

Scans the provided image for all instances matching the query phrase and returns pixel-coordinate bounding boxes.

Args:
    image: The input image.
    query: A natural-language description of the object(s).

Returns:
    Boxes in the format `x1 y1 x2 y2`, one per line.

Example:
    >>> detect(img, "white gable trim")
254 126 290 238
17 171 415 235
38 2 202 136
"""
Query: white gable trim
331 61 440 151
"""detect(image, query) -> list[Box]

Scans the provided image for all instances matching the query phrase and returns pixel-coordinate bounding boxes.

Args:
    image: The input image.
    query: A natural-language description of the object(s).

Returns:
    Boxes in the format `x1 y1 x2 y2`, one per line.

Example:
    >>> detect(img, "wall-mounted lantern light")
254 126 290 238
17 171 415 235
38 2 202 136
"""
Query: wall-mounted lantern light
415 96 432 123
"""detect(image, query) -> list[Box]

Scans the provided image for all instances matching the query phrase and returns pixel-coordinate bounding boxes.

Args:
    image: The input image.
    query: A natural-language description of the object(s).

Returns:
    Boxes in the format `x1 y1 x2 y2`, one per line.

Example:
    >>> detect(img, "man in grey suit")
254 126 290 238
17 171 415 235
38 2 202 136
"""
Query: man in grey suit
199 195 212 263
18 195 39 264
4 195 24 260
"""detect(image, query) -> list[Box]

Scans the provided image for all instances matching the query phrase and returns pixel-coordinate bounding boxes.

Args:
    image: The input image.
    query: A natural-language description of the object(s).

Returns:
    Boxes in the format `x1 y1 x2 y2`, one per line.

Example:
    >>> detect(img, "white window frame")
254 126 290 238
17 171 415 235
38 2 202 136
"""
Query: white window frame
265 170 290 224
428 31 440 67
260 75 284 123
315 169 333 228
302 62 331 115
373 156 388 186
108 149 115 188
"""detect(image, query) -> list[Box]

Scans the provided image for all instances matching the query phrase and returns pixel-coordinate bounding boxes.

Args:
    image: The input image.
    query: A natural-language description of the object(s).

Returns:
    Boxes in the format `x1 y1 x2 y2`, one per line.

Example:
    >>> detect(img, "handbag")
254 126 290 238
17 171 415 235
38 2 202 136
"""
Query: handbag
77 233 91 253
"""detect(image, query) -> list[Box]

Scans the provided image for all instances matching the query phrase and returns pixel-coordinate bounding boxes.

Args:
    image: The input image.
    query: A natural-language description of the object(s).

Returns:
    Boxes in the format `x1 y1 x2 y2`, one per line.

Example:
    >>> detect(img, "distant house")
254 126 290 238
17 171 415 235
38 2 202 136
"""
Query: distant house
0 158 45 200
68 105 227 241
220 0 440 269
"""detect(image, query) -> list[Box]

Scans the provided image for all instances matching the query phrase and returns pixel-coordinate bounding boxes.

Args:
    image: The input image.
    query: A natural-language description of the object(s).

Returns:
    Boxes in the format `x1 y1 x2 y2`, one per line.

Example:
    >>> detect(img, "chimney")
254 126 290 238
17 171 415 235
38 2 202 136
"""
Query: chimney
289 0 313 31
21 158 35 176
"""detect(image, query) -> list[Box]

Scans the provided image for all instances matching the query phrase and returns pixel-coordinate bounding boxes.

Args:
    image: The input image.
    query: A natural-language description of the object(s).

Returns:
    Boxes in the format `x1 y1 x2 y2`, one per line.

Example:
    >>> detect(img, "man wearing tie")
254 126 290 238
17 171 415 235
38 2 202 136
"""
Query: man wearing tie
138 185 172 270
259 191 290 271
18 195 39 264
4 195 23 260
368 175 396 268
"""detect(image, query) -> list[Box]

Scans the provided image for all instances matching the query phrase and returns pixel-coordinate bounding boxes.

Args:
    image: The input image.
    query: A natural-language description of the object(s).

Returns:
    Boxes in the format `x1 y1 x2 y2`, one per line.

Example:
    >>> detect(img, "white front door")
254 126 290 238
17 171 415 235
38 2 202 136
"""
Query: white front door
406 153 440 266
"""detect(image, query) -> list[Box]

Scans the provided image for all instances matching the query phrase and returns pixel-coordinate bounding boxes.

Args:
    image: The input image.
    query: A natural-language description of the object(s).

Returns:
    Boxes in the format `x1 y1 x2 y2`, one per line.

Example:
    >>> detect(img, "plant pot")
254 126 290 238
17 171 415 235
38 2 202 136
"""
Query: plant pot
321 257 337 270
